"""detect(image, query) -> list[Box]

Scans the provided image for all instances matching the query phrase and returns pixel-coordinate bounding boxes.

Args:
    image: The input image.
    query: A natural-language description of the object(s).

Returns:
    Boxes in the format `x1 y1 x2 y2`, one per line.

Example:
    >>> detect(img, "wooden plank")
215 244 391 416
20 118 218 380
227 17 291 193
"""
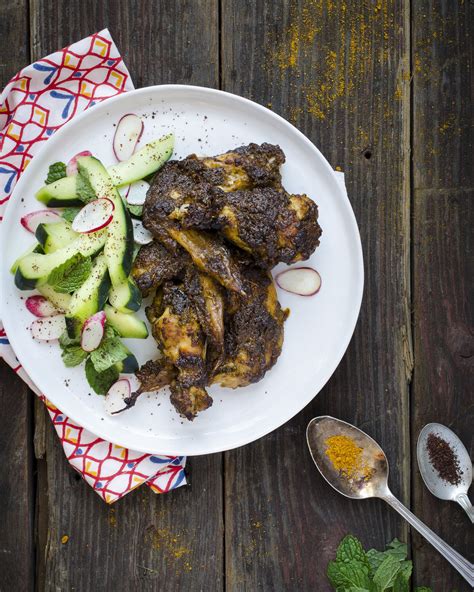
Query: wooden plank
0 2 35 589
221 1 412 589
0 361 35 591
412 2 473 590
29 2 223 591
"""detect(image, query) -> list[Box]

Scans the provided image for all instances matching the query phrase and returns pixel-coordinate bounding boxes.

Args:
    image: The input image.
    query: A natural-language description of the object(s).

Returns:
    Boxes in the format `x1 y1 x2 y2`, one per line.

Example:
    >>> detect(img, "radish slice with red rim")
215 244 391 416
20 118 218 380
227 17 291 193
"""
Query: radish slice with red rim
71 198 114 233
21 209 62 233
118 185 131 199
126 180 150 205
30 315 66 341
26 295 59 318
113 114 143 162
132 219 153 245
66 150 92 176
275 267 322 296
105 379 131 415
81 311 106 352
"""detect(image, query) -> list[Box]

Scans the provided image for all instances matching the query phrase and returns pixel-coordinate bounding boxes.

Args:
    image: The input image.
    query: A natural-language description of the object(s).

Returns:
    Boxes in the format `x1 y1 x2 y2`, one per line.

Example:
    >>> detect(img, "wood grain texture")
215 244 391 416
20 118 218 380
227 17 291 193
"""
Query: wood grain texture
0 3 34 590
221 1 412 589
0 361 35 592
29 2 223 591
411 1 473 590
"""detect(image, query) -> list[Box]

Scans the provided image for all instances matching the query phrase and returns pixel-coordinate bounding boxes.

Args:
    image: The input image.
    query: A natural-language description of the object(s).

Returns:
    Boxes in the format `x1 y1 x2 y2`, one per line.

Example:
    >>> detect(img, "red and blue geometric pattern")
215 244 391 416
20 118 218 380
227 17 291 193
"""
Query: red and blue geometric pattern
0 30 186 503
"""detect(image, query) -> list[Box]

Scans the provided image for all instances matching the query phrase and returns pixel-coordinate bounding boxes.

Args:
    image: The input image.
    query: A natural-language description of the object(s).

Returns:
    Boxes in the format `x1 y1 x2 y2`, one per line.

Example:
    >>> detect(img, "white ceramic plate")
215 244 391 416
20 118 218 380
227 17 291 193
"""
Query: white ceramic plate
0 85 363 455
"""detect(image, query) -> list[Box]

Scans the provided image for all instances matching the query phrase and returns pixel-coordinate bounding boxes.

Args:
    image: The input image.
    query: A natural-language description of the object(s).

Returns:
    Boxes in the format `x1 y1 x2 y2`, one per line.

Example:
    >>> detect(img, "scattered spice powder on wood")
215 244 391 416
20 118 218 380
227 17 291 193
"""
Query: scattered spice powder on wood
426 432 462 486
325 435 372 481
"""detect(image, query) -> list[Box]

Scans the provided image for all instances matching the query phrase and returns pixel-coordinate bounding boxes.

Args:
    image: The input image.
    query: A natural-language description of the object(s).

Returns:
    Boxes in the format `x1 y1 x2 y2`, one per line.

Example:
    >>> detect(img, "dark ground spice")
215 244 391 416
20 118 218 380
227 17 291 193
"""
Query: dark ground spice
426 432 463 486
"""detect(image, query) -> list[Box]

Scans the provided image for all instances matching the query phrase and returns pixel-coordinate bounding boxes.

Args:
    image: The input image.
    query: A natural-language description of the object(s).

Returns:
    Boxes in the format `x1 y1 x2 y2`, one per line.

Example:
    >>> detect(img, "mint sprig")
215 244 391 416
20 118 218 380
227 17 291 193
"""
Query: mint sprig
47 253 92 293
85 357 119 395
45 161 67 184
327 535 432 592
89 335 129 373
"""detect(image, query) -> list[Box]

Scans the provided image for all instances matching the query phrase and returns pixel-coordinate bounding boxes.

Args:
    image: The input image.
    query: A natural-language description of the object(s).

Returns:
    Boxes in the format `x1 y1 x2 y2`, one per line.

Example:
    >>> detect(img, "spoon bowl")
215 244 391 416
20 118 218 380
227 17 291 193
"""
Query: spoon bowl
417 423 473 521
306 416 390 499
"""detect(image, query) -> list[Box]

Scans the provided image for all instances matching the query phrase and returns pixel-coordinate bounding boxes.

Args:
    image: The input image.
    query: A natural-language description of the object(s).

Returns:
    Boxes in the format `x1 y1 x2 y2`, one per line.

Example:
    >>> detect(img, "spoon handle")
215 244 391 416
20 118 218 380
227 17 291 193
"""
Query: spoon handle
455 493 474 524
382 492 474 586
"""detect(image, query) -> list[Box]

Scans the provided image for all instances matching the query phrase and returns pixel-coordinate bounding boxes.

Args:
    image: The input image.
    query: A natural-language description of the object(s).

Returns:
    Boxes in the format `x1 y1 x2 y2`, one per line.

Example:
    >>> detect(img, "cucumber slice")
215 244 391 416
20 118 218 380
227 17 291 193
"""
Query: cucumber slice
37 284 72 312
108 133 174 186
115 351 139 374
77 156 134 287
15 230 106 290
35 220 78 253
104 304 148 338
35 135 174 206
108 278 142 313
36 176 81 207
10 243 44 274
65 254 110 338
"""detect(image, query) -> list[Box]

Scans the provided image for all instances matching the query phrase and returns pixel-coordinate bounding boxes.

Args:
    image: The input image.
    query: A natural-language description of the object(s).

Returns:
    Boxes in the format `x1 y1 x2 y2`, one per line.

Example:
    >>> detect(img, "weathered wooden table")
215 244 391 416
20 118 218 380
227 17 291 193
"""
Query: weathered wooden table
0 1 472 590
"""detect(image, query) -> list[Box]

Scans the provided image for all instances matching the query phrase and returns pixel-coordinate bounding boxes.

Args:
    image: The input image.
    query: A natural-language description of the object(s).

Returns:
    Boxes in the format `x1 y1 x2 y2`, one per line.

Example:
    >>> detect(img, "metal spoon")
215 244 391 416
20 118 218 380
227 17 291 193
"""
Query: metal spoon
306 416 474 586
417 423 473 523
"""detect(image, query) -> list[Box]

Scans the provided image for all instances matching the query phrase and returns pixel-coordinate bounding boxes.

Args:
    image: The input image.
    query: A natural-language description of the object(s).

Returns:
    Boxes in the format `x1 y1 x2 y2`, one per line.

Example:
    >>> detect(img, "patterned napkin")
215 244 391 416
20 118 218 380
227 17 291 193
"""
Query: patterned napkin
0 30 186 503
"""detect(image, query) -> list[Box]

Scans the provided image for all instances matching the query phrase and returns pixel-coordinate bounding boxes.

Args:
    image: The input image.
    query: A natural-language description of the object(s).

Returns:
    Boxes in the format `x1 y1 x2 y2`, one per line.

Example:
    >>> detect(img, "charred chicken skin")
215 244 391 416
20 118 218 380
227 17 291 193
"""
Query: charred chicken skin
212 255 289 388
146 282 212 420
143 143 321 267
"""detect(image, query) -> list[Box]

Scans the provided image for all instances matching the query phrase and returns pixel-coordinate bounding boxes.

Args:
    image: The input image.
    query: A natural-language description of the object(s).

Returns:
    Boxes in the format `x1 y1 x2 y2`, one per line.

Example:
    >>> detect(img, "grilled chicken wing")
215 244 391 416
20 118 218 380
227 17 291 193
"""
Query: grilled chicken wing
212 257 289 388
132 241 186 296
146 282 212 419
184 268 225 374
144 143 321 267
216 187 321 266
125 359 177 410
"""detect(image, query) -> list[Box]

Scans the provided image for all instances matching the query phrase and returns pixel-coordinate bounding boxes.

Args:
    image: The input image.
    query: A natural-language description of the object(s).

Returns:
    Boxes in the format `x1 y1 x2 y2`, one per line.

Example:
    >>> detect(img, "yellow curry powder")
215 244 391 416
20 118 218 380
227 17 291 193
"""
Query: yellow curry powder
324 435 372 481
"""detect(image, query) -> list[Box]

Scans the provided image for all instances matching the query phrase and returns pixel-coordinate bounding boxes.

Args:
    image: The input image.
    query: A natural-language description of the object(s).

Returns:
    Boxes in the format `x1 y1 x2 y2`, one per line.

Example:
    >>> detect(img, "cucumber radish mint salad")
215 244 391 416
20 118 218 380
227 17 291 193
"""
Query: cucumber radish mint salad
12 115 173 413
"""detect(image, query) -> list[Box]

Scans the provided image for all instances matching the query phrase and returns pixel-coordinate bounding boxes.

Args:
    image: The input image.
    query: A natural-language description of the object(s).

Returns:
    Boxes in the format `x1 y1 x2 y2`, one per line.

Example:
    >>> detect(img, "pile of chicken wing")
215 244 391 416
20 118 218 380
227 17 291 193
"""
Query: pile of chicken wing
129 143 322 420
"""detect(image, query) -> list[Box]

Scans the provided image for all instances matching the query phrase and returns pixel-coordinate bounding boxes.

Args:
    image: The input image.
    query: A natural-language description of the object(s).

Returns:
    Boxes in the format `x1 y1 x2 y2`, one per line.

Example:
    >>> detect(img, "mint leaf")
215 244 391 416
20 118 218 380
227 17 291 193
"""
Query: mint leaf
85 357 118 395
59 330 80 348
76 165 96 203
45 161 67 184
337 535 369 565
327 536 372 591
61 207 81 223
61 345 88 367
393 572 410 592
367 539 408 574
89 336 128 373
327 560 371 590
414 588 432 592
373 555 402 591
47 253 92 293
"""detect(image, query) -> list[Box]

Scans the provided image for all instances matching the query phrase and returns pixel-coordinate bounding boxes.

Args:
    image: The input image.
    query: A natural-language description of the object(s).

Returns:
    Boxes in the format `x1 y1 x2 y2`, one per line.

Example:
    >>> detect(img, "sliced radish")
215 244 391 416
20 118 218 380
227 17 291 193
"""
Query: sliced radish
275 267 322 296
26 295 59 318
105 379 131 415
81 311 106 352
126 180 150 205
71 198 114 234
30 315 66 341
113 114 143 161
132 219 153 245
118 185 131 199
66 150 92 176
21 210 62 233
